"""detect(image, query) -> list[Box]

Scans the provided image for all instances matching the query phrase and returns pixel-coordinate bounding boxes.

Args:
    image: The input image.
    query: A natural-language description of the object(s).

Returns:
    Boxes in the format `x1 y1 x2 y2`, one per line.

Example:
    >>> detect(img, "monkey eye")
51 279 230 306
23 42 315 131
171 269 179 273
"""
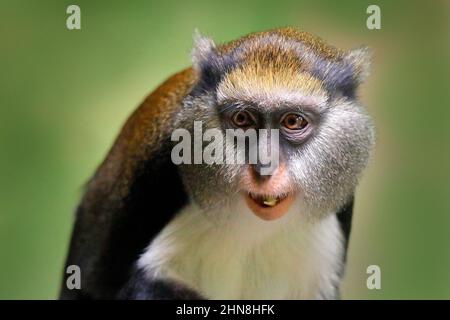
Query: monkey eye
231 110 255 128
281 113 308 130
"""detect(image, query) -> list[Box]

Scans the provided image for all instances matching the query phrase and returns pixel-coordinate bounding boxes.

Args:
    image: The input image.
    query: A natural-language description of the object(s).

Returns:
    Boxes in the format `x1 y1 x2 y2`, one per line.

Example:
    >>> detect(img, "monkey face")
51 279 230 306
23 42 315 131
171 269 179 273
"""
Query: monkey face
175 29 375 221
176 89 374 222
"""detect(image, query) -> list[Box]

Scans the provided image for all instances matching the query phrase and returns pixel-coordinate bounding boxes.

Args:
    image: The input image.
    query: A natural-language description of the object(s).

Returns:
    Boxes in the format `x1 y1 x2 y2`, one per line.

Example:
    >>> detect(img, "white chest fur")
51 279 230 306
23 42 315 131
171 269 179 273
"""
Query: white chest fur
138 197 345 299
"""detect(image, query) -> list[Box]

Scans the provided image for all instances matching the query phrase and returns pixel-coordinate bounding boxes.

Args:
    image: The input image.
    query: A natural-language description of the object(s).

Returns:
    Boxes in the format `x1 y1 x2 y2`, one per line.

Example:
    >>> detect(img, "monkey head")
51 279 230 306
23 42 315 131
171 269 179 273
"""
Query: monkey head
174 28 375 222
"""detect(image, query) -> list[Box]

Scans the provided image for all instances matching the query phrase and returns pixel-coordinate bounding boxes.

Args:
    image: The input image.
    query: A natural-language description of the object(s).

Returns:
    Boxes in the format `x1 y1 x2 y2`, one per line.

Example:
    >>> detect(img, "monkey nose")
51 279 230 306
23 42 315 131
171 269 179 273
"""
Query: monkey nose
252 162 278 180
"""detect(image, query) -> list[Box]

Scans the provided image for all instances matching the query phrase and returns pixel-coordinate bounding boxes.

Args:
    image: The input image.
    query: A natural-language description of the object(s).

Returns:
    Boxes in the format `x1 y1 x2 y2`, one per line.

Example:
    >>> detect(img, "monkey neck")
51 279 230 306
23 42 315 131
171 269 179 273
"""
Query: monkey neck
138 197 345 299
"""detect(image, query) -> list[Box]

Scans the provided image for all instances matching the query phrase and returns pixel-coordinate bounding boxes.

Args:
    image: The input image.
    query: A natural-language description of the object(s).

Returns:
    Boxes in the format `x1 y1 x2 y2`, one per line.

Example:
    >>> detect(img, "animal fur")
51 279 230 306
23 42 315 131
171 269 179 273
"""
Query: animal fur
60 27 375 300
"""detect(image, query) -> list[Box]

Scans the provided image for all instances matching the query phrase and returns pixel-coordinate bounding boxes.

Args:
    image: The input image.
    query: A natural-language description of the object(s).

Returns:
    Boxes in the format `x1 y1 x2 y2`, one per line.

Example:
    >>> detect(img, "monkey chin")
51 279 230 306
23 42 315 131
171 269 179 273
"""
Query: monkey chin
244 192 295 221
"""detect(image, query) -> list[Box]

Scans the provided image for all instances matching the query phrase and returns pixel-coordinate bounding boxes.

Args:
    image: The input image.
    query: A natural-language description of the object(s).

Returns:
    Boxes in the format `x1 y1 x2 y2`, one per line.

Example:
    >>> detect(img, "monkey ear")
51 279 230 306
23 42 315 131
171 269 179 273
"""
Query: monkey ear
344 46 372 85
191 30 235 93
311 46 371 97
191 29 217 71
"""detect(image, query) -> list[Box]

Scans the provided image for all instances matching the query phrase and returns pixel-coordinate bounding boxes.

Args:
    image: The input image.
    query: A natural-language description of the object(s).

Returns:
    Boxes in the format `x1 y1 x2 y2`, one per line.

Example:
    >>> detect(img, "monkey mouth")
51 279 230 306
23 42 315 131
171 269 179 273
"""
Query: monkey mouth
244 192 295 221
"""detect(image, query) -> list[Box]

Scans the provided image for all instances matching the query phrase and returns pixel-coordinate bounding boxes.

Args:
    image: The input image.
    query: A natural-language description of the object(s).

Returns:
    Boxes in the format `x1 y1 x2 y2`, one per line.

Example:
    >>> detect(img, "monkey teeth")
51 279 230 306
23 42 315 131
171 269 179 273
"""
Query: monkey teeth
245 191 294 220
248 193 286 208
262 196 278 207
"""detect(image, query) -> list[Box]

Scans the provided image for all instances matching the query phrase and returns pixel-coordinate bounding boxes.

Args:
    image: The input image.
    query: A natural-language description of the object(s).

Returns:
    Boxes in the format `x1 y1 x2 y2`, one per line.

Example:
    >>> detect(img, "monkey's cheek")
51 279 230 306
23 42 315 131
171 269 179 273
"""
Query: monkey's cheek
244 193 295 221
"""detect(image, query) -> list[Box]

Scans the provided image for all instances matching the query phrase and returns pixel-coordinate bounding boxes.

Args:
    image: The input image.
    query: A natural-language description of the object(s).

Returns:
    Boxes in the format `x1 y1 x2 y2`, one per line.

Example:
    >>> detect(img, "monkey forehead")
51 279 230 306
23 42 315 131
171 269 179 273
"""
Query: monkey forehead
216 66 328 108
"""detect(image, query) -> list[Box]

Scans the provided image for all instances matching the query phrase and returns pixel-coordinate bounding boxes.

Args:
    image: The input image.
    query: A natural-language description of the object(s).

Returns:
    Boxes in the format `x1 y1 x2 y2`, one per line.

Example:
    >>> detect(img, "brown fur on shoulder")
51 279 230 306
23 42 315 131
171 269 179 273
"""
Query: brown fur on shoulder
86 67 197 202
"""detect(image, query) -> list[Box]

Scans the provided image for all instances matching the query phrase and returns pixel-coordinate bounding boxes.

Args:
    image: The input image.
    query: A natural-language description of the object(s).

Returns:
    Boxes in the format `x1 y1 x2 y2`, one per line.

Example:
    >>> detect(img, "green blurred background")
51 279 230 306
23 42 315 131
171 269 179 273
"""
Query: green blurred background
0 0 449 299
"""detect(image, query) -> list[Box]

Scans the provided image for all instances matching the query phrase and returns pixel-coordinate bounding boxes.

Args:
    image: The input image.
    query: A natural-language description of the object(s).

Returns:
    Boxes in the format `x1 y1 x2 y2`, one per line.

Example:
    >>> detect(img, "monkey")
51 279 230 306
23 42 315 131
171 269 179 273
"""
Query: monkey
60 27 375 300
